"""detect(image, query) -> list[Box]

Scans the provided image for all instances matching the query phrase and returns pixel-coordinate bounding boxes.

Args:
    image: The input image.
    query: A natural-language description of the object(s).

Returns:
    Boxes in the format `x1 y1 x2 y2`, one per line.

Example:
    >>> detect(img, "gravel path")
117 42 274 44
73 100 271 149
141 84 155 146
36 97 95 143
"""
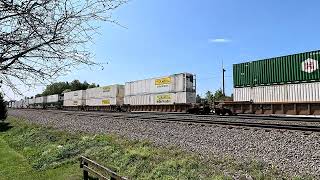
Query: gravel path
8 109 320 177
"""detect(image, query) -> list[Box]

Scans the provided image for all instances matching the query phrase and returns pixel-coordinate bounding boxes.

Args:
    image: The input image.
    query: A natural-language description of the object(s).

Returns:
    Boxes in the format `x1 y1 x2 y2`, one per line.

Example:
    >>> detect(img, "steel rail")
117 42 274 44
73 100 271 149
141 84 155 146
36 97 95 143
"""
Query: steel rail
11 109 320 132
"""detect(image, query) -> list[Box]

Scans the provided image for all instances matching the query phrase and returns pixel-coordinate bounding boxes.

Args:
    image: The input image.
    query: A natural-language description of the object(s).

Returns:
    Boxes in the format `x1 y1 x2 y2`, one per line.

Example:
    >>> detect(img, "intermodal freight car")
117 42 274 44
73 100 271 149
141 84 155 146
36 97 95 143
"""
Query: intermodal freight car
8 50 320 115
10 72 198 113
219 50 320 115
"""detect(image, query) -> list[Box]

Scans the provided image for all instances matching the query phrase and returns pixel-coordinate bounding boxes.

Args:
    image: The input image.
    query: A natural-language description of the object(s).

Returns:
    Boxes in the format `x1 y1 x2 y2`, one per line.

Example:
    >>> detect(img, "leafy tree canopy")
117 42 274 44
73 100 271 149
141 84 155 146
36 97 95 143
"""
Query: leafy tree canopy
204 89 233 104
39 80 99 96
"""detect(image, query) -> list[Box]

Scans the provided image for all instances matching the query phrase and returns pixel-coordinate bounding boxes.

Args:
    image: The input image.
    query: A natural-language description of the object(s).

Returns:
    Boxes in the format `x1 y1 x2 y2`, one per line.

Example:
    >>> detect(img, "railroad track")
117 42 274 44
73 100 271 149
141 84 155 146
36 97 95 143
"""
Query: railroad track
13 109 320 132
127 116 320 132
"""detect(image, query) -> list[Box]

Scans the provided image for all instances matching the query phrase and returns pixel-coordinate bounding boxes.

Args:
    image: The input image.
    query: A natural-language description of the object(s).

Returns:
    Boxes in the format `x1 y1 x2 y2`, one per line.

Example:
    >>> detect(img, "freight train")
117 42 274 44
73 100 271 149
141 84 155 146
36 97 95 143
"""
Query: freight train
8 50 320 115
9 73 205 113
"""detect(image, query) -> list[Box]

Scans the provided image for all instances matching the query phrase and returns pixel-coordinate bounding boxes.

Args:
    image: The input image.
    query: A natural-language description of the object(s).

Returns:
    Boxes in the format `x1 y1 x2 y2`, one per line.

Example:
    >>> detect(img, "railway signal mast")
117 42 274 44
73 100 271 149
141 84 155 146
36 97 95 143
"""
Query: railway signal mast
222 62 226 96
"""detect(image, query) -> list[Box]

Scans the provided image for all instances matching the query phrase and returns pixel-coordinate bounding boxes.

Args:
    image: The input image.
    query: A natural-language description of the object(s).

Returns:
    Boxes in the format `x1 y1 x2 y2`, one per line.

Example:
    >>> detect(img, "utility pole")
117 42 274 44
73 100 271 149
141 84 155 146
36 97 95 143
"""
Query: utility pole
222 62 226 96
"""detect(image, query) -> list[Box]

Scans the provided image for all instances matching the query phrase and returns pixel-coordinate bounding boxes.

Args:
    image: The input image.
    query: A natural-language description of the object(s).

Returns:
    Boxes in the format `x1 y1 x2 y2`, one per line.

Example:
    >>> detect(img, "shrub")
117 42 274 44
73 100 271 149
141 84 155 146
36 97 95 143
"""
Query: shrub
0 93 7 121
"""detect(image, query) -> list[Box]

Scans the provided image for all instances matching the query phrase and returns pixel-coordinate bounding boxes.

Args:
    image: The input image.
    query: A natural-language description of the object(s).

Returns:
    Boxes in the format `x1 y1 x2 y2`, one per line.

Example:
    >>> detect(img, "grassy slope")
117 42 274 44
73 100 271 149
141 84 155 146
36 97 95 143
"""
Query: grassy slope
0 137 80 180
0 116 309 180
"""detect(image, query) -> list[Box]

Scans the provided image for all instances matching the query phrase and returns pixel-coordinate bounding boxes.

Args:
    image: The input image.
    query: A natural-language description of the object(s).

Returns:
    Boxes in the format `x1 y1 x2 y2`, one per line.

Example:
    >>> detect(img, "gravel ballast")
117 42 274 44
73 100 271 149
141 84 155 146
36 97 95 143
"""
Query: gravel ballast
8 109 320 177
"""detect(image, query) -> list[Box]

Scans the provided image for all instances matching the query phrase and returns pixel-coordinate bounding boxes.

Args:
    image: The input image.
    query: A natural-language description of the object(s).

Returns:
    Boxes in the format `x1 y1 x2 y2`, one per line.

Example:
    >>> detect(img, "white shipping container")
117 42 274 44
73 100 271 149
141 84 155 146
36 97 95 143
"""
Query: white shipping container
233 88 251 102
64 90 86 101
234 82 320 103
124 92 196 105
35 96 47 104
287 83 320 102
24 98 29 107
11 101 16 108
63 100 86 106
28 98 35 105
15 100 22 108
85 97 124 106
47 94 63 103
14 99 27 108
125 73 195 96
86 85 124 99
7 101 14 108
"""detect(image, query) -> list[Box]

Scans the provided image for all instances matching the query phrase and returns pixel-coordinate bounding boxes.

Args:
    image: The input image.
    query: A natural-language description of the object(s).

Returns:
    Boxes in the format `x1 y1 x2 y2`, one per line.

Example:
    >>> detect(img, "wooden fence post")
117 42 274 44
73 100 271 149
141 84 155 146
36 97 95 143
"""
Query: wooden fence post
83 161 89 180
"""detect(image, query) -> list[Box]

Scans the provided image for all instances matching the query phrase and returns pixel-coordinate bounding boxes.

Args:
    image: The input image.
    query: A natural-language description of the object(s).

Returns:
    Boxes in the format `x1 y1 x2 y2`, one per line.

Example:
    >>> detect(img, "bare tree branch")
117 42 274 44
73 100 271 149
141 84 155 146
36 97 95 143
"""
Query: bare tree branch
0 0 127 95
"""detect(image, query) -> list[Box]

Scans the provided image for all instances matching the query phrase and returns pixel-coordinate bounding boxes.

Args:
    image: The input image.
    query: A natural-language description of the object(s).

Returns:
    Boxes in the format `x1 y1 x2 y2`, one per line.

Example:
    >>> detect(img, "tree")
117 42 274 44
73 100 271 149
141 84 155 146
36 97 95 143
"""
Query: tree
40 80 98 96
88 83 99 88
0 0 126 94
41 82 71 96
70 80 83 91
0 93 7 121
213 89 233 101
213 89 224 101
196 94 202 103
205 91 214 104
204 89 233 103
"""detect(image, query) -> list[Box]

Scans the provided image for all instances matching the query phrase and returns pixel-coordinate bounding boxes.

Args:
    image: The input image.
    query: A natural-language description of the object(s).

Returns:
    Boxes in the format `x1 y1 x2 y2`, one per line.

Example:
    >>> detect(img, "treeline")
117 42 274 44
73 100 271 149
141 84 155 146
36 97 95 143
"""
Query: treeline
196 89 233 103
36 80 99 97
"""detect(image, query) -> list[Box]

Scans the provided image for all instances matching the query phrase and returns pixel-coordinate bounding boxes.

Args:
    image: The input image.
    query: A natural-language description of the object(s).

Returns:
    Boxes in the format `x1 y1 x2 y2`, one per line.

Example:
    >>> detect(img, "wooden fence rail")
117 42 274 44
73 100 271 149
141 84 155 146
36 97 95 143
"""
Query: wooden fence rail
80 156 128 180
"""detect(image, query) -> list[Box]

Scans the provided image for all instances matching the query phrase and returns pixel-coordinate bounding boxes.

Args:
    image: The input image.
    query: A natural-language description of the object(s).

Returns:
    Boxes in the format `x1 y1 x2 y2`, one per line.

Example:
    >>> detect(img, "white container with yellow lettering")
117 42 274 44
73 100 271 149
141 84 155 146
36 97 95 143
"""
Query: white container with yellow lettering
124 73 196 105
85 85 125 106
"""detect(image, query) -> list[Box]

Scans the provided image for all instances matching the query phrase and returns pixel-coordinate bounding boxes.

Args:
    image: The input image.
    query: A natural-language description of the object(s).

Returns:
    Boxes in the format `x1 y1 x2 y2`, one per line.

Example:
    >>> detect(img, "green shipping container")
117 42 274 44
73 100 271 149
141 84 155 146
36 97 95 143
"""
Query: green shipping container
233 50 320 87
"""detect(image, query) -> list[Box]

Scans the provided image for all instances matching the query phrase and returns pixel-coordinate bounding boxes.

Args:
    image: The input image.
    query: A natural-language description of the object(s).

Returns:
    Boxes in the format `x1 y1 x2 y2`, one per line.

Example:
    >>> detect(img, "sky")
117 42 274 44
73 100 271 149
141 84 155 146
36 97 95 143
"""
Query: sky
5 0 320 100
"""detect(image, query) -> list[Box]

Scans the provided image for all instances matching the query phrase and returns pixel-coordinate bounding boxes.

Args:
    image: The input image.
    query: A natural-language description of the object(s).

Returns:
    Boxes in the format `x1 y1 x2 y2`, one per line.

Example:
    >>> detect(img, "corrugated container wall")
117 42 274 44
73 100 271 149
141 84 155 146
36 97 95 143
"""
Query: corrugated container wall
124 73 196 105
15 100 22 108
234 82 320 102
233 50 320 87
35 96 47 104
47 94 63 103
125 73 195 96
15 99 28 108
85 85 124 106
124 92 195 105
63 90 86 106
28 98 35 105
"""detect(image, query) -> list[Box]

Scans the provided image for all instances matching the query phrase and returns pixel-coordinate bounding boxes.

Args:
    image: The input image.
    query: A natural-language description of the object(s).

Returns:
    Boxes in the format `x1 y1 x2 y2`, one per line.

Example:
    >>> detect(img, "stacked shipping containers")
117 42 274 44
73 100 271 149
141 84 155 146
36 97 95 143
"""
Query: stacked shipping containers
28 98 35 107
233 50 320 102
63 90 86 106
47 94 63 104
14 99 28 108
7 101 15 108
124 73 196 105
47 94 63 108
35 96 47 104
35 96 47 108
85 85 124 106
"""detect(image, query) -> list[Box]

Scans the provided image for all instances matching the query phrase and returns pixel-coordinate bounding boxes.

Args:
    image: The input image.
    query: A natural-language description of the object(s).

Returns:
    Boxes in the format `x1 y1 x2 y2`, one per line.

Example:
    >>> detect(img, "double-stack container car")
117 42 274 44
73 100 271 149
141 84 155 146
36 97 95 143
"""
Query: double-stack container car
228 50 320 115
7 100 15 108
47 94 64 109
28 98 35 108
124 73 196 112
85 85 125 111
9 50 320 116
63 90 86 110
13 99 28 108
14 100 22 108
35 96 47 108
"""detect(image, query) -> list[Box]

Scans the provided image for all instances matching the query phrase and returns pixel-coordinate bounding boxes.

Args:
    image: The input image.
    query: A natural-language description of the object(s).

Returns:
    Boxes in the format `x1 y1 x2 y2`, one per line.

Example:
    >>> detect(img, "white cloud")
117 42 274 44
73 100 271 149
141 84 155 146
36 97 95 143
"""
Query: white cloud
209 38 231 43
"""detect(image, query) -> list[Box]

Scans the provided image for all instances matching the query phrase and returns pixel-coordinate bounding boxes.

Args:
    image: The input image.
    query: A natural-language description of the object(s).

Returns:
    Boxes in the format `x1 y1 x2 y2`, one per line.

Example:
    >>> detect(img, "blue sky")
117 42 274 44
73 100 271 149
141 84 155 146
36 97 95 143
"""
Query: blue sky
7 0 320 99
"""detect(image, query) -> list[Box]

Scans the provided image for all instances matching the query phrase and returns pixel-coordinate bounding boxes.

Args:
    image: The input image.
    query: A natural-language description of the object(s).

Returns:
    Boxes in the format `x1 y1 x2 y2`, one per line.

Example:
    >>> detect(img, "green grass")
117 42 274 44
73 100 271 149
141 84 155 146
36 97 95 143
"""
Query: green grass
0 136 80 180
0 116 312 179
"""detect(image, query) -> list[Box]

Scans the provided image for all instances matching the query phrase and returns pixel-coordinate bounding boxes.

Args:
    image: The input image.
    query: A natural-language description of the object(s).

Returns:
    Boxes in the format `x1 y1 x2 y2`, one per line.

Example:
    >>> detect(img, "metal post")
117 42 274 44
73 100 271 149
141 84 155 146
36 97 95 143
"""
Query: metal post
222 68 226 96
83 161 89 180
